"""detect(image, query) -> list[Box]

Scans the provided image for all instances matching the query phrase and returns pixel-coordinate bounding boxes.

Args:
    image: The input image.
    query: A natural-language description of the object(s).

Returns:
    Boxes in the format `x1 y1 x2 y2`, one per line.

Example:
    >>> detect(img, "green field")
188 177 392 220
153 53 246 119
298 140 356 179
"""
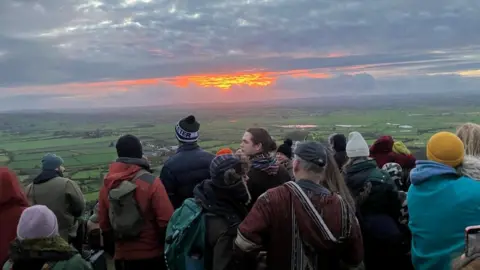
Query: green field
1 103 479 202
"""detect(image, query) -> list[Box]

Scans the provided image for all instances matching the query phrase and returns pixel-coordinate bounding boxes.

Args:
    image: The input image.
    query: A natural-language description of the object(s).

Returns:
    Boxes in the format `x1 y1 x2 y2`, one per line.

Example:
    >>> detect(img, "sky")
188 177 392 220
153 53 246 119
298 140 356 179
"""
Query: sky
0 0 480 110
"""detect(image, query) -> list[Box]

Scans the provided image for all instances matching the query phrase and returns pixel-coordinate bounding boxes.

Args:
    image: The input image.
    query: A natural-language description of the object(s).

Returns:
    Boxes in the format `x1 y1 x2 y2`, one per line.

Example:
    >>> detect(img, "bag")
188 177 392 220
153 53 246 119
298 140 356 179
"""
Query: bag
164 198 206 270
108 169 154 240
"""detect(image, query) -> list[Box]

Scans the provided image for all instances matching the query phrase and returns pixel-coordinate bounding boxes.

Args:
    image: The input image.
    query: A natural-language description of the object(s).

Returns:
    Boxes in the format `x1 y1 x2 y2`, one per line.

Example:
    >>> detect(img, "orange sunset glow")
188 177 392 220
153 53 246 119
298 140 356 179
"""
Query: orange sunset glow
166 72 276 90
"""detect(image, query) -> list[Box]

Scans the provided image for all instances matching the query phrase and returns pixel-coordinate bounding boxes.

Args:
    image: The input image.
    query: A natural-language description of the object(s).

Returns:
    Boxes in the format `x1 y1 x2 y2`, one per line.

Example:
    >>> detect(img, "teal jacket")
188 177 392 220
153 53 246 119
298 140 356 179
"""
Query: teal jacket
408 160 480 270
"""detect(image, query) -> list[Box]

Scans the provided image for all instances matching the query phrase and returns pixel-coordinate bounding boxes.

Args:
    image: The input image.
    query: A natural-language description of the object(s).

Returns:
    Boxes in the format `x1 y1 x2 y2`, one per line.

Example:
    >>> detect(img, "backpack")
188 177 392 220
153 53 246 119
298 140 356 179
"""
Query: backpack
108 169 154 240
164 198 206 270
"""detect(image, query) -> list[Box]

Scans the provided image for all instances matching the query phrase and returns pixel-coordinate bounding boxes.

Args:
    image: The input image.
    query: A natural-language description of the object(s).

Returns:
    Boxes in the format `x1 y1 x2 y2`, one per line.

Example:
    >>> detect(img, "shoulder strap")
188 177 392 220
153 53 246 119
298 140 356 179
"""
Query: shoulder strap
132 169 156 184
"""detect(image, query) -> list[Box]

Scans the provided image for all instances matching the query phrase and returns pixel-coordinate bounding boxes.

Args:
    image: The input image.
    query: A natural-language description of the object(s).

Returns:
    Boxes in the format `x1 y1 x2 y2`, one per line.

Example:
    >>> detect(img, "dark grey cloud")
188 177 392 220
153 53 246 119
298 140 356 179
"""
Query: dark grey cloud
0 0 480 109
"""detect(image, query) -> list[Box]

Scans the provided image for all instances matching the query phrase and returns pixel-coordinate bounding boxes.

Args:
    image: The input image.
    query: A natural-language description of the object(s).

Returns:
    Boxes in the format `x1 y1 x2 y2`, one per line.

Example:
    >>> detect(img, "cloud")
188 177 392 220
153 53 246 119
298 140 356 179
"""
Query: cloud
0 0 480 109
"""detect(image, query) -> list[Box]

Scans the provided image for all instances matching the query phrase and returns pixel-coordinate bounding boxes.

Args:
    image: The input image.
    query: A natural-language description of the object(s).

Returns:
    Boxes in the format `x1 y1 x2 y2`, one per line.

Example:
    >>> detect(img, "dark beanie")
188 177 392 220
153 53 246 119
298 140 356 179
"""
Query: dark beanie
175 115 200 143
329 133 347 152
277 139 293 159
116 134 143 159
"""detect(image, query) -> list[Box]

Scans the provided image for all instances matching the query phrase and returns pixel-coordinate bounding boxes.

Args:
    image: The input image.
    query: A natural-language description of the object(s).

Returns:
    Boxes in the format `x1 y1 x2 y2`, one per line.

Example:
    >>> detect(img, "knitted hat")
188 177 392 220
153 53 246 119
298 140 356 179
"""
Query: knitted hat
427 131 464 167
346 132 370 158
17 205 59 240
329 133 347 152
41 153 64 171
210 154 241 184
382 162 403 189
216 148 233 156
393 141 411 155
276 139 293 159
116 134 143 159
175 115 200 143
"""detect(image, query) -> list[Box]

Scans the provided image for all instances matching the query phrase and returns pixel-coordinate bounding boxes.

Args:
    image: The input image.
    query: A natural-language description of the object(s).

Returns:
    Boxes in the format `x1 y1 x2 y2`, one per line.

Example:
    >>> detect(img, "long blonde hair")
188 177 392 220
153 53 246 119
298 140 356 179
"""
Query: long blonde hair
324 149 356 212
456 123 480 156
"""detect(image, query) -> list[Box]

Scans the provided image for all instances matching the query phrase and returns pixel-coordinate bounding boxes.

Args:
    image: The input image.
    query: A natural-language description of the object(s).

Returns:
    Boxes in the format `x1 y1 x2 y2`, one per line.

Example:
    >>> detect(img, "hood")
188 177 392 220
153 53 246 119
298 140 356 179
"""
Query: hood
0 167 29 209
344 159 377 190
9 236 76 262
32 170 62 184
459 155 480 180
410 160 458 185
104 157 151 189
370 136 394 154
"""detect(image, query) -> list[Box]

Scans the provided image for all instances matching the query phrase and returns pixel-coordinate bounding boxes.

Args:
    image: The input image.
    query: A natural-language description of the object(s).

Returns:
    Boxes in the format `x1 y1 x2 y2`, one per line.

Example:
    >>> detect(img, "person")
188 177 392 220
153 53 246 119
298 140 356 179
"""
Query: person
98 134 174 270
383 162 411 192
2 205 91 270
0 168 29 266
24 153 85 246
160 115 215 208
456 123 480 180
343 131 410 269
276 138 294 181
216 148 233 156
240 128 291 205
408 132 480 270
329 133 348 170
234 141 364 269
370 136 416 169
193 154 251 270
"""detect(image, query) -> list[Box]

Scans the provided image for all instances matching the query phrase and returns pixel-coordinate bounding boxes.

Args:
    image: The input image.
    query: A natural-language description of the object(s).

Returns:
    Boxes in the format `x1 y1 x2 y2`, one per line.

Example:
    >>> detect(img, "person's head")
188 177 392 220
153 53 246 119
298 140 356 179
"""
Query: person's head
329 133 347 152
209 154 251 204
323 148 356 212
41 153 64 173
346 132 370 159
241 128 276 156
292 141 328 182
0 167 28 207
175 115 200 144
382 162 404 189
216 148 233 156
276 138 293 161
456 123 480 156
427 131 465 168
17 205 59 240
116 134 143 159
371 135 394 154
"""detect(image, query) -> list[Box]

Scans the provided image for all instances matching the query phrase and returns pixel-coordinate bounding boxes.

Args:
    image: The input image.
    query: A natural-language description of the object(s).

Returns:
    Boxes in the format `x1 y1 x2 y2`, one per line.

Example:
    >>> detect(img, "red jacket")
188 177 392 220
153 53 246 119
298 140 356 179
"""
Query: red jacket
99 161 174 260
370 136 416 169
0 167 29 265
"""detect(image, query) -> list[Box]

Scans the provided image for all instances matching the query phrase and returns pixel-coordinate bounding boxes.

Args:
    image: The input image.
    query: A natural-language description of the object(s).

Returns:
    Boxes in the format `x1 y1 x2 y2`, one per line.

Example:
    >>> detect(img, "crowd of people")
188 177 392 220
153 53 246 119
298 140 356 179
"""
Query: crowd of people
2 115 480 270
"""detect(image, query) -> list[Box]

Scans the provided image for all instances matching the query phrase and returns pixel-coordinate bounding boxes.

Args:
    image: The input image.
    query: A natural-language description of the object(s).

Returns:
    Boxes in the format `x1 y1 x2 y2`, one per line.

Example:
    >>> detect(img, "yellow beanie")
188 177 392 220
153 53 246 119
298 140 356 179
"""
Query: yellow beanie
426 132 465 167
393 141 411 155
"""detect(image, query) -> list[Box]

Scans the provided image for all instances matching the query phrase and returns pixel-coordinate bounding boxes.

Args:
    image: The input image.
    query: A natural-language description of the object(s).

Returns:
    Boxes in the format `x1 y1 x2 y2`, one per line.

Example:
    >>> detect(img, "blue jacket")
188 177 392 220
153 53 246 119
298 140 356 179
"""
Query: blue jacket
160 143 214 208
408 160 480 270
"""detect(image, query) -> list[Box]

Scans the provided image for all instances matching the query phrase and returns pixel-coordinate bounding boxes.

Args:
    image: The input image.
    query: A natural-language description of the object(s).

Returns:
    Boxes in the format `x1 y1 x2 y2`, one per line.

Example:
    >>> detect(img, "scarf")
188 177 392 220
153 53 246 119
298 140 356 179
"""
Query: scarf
250 153 279 175
193 179 250 226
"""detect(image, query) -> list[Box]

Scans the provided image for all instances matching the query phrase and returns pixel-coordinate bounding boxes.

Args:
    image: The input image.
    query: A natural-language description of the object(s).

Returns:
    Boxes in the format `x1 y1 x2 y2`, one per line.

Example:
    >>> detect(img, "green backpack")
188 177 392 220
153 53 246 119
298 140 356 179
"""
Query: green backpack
164 198 206 270
108 169 155 240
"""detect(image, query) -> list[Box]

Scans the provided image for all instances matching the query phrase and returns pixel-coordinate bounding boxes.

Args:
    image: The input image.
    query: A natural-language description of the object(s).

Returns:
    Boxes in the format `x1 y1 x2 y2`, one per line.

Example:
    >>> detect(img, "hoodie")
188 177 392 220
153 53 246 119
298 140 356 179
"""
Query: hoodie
0 168 29 265
370 136 416 169
98 158 174 260
235 180 364 269
408 160 480 270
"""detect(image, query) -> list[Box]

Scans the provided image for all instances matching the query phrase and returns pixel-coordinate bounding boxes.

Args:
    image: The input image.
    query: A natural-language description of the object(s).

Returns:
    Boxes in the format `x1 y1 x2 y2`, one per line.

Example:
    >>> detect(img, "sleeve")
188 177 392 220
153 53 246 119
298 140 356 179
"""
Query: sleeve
98 185 111 232
234 193 271 255
160 165 179 208
65 180 86 218
212 233 236 270
151 178 174 241
341 215 364 267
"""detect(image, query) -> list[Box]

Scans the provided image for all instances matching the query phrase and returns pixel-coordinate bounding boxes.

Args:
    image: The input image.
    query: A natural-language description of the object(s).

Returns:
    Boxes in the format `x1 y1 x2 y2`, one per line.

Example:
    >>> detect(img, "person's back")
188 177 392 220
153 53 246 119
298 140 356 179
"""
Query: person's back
2 205 91 270
247 162 291 205
98 135 174 270
408 132 480 270
25 154 85 241
0 168 29 266
161 115 214 208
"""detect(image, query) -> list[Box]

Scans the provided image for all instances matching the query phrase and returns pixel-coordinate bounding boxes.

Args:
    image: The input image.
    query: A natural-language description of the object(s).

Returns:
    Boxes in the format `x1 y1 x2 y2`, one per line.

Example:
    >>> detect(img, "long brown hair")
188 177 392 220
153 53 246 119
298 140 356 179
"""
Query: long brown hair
324 149 356 212
246 128 277 153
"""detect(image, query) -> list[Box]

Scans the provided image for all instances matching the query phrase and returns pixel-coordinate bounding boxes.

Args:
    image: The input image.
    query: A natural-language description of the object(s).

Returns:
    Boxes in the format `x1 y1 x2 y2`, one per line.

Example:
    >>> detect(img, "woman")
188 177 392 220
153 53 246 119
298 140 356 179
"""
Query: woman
344 132 410 269
0 168 29 266
276 139 294 181
370 135 416 170
456 123 480 180
3 205 91 270
408 132 480 270
193 154 251 270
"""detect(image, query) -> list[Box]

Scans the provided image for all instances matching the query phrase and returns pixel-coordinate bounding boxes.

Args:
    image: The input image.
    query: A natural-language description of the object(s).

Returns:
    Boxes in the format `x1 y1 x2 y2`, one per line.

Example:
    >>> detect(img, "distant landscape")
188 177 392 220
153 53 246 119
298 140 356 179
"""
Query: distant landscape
1 92 478 202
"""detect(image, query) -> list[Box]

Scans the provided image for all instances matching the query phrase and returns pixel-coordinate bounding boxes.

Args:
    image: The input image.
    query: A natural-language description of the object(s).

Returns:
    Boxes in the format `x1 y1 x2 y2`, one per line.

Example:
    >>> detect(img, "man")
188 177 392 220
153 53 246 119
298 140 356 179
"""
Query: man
234 141 364 269
160 115 214 208
25 153 85 247
98 134 174 270
240 128 291 205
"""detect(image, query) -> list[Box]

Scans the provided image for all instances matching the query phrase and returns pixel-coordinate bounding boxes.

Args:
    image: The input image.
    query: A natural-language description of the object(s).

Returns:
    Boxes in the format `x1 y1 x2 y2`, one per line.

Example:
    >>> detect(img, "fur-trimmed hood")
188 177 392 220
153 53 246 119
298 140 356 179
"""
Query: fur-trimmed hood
459 155 480 180
9 236 76 262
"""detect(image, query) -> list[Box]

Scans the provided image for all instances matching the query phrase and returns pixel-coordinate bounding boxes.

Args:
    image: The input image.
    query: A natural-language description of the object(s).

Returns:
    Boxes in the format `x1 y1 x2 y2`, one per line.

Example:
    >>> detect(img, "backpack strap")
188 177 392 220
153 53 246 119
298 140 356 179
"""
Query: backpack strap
133 169 156 184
